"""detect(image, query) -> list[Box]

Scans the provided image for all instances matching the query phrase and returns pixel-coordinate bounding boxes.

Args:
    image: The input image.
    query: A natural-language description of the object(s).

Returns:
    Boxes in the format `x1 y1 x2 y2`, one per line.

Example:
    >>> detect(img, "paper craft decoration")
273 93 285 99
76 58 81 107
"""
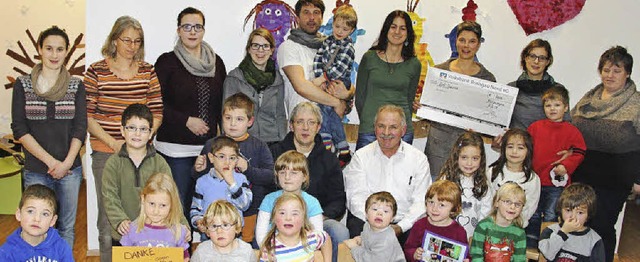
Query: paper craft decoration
407 0 435 117
417 67 519 136
444 0 483 61
244 0 297 61
5 29 84 89
112 246 183 262
422 231 468 262
507 0 586 35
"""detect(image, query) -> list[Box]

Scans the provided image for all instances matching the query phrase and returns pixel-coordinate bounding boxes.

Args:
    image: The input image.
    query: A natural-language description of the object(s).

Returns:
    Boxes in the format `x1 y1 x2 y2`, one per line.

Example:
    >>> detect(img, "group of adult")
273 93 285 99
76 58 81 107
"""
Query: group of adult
9 0 639 262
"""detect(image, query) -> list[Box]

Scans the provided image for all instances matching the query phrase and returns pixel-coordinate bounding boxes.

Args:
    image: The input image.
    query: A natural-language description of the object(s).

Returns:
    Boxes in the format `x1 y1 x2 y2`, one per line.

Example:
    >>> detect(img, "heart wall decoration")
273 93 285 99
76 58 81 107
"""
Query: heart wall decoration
508 0 586 35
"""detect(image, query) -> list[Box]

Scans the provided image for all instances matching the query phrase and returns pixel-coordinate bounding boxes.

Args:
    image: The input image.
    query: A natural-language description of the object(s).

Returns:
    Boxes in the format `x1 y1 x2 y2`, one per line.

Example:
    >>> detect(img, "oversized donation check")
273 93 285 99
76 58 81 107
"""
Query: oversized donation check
416 67 518 136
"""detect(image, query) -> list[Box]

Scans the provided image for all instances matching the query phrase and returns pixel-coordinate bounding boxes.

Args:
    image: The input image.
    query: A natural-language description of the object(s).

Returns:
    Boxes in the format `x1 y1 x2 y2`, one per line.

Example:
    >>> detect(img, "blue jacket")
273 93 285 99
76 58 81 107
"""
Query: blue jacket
0 227 74 262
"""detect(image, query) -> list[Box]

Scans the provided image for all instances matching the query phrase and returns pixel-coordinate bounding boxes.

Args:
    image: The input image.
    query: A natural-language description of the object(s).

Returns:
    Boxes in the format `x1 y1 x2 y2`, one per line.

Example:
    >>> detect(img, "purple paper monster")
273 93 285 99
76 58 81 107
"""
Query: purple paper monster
244 0 297 62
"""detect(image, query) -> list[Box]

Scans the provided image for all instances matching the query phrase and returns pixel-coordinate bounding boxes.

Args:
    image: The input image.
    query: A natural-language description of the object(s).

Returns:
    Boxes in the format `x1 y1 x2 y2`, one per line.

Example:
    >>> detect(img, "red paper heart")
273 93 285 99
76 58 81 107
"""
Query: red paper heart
508 0 586 35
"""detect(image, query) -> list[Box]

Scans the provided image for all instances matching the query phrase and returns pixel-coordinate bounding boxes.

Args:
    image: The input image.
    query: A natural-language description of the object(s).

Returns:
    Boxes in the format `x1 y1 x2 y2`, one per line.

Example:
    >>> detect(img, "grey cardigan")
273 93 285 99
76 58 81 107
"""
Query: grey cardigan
222 67 287 143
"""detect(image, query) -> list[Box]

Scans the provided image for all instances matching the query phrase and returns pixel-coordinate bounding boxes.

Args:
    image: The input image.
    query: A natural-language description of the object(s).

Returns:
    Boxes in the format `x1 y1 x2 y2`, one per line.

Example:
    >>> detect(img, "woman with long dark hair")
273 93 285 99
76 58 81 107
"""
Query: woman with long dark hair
354 10 421 149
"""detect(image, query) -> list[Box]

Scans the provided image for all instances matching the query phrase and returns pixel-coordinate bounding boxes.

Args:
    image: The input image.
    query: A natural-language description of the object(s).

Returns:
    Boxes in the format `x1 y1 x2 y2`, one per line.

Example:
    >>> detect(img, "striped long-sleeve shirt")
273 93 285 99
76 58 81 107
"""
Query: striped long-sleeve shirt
84 59 163 153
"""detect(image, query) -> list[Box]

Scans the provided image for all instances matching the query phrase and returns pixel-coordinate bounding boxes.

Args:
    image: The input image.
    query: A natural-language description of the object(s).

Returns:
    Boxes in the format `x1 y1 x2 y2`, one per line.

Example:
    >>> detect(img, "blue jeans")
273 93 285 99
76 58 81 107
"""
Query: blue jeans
23 166 82 248
319 104 349 151
324 219 350 262
355 132 414 150
525 186 563 247
159 153 196 223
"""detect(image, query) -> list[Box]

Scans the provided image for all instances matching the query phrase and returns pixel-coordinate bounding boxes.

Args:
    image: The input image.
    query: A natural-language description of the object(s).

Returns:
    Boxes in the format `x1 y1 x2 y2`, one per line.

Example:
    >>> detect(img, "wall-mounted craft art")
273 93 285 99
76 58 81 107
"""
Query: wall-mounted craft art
5 29 85 89
444 0 483 62
507 0 586 35
244 0 297 61
406 0 435 111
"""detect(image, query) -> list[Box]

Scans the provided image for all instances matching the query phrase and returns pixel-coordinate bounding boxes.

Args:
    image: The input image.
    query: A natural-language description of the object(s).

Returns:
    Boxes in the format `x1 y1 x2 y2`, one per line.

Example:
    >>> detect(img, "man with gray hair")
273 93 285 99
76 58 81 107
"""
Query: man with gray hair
344 104 431 244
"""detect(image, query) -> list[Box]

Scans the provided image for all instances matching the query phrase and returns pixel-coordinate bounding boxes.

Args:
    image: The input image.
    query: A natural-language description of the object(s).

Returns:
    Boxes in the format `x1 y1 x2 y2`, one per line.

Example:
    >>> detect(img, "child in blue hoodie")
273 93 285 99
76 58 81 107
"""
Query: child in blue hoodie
0 184 73 261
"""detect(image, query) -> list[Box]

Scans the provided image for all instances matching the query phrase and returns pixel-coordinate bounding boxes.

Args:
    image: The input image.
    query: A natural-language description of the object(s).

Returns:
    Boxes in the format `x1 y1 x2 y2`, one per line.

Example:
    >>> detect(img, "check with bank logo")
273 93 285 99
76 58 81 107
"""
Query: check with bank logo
417 67 519 136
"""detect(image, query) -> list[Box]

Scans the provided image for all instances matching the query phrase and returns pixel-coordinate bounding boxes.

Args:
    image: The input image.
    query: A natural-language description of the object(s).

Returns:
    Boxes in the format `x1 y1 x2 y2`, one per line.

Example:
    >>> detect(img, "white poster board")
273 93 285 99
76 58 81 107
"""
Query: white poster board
416 67 518 136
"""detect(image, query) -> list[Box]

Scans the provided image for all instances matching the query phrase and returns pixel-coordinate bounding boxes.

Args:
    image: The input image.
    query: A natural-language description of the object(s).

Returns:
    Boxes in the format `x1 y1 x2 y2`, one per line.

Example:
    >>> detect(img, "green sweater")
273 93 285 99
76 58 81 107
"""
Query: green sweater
355 50 421 134
470 217 526 262
101 144 180 240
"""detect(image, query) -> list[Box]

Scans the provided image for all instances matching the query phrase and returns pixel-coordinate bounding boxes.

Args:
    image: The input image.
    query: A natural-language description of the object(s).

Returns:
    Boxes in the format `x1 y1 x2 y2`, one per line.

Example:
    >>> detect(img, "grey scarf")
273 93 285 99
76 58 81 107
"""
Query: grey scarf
287 29 323 49
173 39 217 77
572 80 640 132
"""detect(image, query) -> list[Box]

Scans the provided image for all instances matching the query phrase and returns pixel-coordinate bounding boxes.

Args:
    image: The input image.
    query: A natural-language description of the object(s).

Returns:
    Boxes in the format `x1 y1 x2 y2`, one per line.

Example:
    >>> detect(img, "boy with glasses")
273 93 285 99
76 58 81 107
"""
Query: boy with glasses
102 104 190 247
195 93 273 245
191 136 252 241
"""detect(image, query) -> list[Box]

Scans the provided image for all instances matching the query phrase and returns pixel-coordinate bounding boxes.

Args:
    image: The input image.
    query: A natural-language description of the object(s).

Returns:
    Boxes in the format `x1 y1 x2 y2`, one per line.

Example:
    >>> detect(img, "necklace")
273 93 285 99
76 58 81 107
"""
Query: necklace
384 52 399 75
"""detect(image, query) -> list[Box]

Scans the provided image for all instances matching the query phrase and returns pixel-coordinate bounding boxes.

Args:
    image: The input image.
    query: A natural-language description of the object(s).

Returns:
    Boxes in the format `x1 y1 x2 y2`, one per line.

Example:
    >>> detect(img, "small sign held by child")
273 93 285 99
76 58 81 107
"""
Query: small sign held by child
112 246 183 262
421 232 468 262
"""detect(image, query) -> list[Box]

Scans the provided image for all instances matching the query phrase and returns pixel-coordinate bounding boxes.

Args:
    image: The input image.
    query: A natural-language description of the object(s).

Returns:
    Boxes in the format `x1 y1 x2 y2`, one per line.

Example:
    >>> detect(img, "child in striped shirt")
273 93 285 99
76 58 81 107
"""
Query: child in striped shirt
259 192 332 262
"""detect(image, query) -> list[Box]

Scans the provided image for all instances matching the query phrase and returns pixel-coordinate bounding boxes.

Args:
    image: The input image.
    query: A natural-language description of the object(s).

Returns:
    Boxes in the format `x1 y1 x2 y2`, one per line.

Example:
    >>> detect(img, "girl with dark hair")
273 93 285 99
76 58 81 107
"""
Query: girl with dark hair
354 10 421 149
11 25 86 249
487 128 540 229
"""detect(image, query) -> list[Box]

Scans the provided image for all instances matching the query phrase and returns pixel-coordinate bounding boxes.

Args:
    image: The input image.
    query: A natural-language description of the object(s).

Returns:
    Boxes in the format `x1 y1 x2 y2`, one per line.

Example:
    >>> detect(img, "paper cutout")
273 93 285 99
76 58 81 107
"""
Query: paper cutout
507 0 586 35
244 0 297 61
407 0 435 112
444 0 483 61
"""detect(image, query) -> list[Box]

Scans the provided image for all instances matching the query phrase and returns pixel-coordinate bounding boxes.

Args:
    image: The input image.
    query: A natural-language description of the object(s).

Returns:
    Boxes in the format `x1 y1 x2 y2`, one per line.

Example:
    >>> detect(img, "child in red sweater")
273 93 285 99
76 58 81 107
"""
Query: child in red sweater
404 180 468 262
526 85 586 247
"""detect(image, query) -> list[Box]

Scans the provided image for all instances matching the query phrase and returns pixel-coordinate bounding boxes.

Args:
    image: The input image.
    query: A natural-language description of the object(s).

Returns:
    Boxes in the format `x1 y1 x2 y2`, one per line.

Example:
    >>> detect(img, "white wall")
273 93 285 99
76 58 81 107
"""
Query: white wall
83 0 640 251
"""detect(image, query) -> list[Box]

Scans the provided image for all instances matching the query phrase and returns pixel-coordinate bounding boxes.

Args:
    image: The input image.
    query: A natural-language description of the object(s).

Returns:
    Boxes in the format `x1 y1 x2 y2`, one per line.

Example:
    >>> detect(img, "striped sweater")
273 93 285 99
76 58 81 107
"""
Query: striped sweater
84 59 163 153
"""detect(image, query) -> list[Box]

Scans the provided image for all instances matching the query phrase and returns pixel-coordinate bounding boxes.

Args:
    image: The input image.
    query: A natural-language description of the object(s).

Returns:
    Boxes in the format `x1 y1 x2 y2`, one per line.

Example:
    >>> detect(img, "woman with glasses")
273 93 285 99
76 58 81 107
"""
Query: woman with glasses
84 15 163 262
154 7 227 223
508 38 566 130
222 28 286 145
11 26 86 249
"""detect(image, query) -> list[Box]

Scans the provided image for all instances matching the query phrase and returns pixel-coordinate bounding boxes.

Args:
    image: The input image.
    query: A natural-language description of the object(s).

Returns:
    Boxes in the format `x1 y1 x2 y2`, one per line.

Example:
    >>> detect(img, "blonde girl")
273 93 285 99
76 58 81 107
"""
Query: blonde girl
488 128 540 228
192 200 257 261
470 182 527 261
255 150 324 246
120 173 190 260
259 192 331 262
438 131 493 239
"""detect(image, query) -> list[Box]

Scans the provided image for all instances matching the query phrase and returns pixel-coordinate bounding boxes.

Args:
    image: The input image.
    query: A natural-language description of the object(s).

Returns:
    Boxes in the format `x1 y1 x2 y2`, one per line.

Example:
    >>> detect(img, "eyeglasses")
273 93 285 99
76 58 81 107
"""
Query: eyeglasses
293 119 319 127
180 24 204 32
207 223 236 231
124 126 151 134
118 38 143 46
212 154 239 162
250 43 272 51
526 53 549 62
500 199 524 208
